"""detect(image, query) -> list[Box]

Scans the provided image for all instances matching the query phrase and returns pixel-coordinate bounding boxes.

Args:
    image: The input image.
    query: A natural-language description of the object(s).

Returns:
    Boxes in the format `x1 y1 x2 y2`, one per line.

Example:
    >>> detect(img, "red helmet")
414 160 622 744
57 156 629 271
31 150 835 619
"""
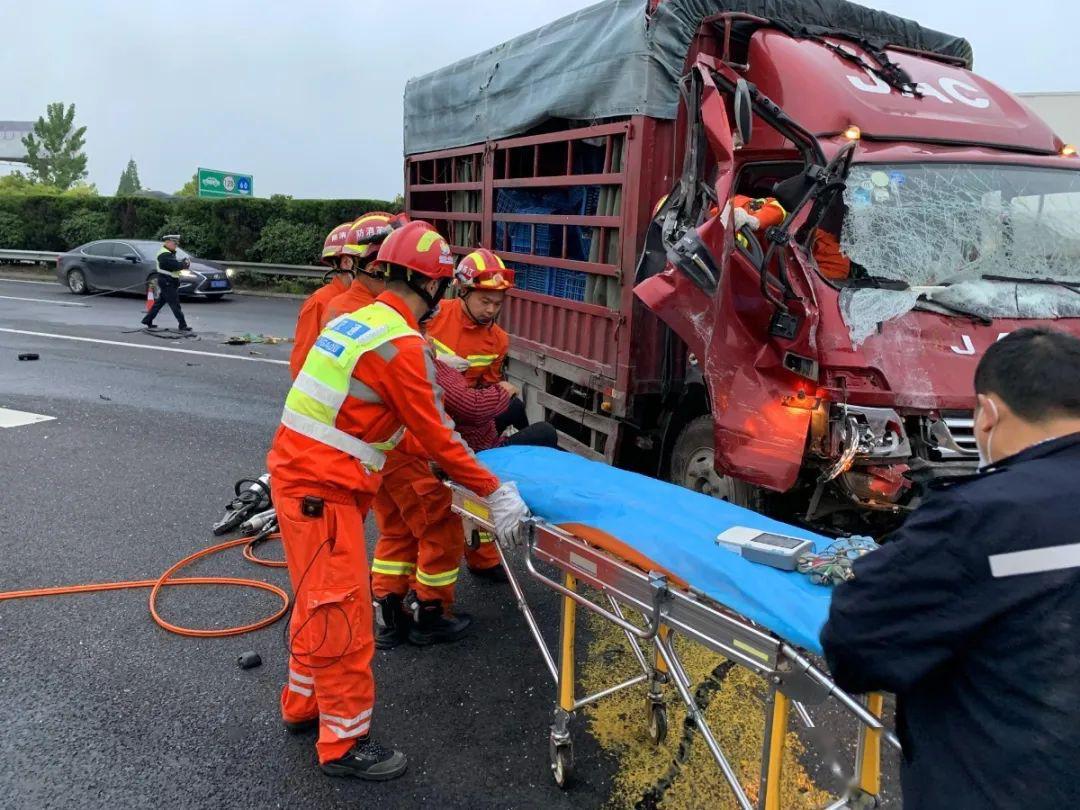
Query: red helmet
321 222 354 266
455 249 515 291
343 212 413 265
375 220 455 279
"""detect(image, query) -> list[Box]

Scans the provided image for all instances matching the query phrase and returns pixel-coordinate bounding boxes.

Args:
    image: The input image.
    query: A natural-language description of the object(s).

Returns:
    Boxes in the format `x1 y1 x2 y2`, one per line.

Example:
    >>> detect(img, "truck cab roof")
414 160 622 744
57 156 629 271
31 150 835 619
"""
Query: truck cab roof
746 31 1062 155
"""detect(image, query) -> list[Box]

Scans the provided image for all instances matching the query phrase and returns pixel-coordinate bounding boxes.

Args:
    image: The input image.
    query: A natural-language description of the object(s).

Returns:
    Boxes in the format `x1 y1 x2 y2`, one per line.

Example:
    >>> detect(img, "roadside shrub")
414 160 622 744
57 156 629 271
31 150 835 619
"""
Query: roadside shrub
59 209 111 247
0 195 398 259
155 217 212 258
0 212 26 247
252 219 326 265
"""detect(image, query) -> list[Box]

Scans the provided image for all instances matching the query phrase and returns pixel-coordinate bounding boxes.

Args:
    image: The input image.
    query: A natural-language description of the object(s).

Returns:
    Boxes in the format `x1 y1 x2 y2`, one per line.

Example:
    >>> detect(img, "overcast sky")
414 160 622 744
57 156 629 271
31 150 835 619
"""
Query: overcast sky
2 0 1075 199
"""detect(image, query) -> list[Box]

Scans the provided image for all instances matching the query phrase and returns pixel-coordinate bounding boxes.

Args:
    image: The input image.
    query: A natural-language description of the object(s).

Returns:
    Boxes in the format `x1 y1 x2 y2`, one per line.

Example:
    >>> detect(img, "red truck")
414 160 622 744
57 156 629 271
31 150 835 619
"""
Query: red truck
404 0 1080 533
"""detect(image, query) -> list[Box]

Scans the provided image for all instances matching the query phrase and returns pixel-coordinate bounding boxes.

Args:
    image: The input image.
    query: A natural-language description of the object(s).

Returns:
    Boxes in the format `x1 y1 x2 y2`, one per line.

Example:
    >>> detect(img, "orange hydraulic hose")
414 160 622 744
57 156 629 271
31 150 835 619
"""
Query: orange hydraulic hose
0 533 291 638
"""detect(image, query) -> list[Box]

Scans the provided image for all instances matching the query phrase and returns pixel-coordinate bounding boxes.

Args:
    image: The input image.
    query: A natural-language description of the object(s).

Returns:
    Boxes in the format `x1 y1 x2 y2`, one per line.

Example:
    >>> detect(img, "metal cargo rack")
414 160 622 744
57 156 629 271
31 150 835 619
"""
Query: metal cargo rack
449 484 899 809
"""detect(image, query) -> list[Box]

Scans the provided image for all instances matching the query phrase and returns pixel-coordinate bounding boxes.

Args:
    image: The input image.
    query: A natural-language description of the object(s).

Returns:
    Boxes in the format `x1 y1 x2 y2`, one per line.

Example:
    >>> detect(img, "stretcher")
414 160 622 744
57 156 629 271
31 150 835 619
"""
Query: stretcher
451 446 900 809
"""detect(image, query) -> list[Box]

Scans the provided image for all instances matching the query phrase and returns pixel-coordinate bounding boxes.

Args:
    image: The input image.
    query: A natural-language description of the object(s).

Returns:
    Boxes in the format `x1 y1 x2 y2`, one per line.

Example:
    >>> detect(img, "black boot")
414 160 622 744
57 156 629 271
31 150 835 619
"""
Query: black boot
407 598 472 646
283 717 318 734
469 564 509 584
320 737 408 781
374 593 412 650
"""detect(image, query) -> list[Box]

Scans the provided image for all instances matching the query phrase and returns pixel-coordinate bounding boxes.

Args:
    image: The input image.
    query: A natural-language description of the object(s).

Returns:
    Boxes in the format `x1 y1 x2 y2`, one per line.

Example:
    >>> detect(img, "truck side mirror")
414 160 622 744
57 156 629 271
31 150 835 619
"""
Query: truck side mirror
734 79 753 146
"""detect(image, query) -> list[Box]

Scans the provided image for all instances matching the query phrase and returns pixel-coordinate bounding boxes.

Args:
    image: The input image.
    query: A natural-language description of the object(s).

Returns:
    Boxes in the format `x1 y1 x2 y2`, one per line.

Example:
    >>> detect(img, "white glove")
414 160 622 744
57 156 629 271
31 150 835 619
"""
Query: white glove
487 481 531 548
439 353 471 373
733 206 760 232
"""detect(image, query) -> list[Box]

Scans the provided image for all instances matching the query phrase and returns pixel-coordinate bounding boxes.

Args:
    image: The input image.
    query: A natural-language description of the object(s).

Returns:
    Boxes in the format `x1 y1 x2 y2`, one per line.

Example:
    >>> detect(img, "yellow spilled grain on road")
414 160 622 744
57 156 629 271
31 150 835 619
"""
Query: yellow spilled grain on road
581 613 833 809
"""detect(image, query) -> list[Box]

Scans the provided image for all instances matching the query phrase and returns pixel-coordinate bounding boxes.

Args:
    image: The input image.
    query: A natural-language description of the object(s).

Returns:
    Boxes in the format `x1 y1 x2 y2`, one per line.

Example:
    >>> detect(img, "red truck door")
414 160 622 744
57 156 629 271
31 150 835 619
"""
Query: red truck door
635 60 819 493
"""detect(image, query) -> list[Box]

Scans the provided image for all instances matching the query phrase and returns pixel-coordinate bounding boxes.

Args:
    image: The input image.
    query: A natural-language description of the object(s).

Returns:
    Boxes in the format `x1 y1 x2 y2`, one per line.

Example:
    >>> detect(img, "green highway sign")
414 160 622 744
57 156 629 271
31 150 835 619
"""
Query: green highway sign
197 167 254 198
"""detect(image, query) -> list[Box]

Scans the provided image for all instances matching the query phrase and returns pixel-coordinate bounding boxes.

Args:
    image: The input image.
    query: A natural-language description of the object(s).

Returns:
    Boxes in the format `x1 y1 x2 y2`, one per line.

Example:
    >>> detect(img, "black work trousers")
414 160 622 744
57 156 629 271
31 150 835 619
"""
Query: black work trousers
495 395 529 435
503 421 559 449
144 275 187 328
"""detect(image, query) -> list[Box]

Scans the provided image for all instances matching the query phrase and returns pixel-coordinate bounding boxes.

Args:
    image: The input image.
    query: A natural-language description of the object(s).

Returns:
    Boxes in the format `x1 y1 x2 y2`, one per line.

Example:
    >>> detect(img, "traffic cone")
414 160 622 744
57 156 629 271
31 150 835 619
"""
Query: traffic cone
145 285 155 311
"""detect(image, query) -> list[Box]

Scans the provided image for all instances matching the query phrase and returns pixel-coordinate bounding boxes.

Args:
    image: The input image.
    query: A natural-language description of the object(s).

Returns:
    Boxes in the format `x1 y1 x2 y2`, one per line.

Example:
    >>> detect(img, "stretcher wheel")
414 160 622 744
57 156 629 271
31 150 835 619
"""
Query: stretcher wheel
647 702 668 746
551 743 573 789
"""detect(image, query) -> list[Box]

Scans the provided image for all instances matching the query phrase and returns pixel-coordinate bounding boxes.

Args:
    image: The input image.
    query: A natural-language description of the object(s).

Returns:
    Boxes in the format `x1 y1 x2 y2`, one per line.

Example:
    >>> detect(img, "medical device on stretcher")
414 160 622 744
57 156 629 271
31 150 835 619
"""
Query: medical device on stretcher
452 446 899 809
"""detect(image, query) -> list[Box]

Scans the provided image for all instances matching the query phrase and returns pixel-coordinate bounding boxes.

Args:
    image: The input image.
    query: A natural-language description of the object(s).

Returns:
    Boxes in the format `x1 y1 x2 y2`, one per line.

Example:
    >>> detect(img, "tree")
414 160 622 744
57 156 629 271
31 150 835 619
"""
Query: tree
176 173 198 197
22 102 89 191
116 159 141 195
0 171 95 197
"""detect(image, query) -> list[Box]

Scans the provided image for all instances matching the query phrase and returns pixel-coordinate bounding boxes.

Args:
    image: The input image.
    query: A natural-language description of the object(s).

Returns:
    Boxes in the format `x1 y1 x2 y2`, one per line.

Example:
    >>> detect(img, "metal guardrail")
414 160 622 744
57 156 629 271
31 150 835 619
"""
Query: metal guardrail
0 248 58 263
0 248 327 279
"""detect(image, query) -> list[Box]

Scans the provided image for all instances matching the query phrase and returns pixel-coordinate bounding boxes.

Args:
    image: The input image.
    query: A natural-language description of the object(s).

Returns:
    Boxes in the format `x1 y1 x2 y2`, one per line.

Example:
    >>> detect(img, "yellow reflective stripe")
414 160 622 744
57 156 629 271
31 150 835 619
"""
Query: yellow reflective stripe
371 425 406 452
472 253 487 271
416 567 460 587
477 531 494 544
431 338 456 358
371 559 416 576
466 354 497 367
417 230 442 252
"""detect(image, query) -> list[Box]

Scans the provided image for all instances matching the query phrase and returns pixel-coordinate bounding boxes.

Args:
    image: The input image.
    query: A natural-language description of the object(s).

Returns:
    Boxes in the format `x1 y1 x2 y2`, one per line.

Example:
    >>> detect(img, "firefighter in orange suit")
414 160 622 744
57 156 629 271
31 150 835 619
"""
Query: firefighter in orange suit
732 194 852 280
322 212 411 327
288 221 356 378
267 221 531 780
425 249 521 579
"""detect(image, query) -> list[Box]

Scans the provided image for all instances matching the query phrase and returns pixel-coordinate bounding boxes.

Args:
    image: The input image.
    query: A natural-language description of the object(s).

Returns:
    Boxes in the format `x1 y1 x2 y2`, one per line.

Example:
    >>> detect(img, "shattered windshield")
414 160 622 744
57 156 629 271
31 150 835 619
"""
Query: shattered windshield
836 162 1080 343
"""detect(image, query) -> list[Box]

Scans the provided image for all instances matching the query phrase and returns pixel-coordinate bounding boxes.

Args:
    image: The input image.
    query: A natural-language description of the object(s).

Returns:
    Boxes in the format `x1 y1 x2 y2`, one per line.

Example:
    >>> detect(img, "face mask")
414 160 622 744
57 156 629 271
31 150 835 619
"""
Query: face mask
976 397 999 470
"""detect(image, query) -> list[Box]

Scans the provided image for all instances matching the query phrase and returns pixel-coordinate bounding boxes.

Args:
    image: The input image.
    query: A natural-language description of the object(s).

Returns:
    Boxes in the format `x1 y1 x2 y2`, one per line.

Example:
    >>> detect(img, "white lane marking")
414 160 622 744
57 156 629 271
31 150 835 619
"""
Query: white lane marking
0 407 56 428
0 328 289 366
0 294 89 308
0 278 57 286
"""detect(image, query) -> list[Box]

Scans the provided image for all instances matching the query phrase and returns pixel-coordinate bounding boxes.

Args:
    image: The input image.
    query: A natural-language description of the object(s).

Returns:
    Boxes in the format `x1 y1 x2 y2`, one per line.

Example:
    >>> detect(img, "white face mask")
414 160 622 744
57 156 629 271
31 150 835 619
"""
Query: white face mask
976 397 999 470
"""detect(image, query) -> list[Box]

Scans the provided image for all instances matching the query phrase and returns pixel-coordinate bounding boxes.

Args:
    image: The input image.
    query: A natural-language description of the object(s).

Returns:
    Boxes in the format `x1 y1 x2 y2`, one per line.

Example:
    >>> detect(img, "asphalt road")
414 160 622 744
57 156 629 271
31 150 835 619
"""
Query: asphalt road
0 277 900 809
0 279 613 809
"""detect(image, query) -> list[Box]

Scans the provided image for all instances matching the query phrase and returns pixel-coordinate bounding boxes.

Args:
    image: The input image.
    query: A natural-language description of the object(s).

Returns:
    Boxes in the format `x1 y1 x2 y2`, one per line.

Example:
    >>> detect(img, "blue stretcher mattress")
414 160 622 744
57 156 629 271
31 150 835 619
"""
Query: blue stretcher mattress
478 446 833 655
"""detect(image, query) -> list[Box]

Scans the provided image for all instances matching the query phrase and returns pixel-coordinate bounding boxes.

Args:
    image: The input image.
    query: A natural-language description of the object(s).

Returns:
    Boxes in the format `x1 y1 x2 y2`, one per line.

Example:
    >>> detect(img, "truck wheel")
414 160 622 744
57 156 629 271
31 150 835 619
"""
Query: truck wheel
670 415 764 511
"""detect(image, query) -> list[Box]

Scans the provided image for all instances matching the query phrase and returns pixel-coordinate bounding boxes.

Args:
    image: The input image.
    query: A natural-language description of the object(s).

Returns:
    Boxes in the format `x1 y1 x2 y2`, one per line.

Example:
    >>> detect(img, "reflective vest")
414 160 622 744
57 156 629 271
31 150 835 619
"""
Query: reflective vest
431 337 497 371
157 246 182 279
281 302 419 471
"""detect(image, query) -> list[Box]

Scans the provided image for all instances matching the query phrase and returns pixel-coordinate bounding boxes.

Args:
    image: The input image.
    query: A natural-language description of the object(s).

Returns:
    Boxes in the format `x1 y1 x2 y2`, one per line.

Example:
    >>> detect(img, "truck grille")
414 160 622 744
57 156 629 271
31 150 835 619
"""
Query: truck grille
939 412 978 459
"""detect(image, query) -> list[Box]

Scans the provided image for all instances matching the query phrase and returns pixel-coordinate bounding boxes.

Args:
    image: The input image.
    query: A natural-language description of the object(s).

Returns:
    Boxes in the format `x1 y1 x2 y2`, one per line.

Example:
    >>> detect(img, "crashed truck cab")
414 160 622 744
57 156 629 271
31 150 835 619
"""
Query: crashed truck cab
636 18 1080 530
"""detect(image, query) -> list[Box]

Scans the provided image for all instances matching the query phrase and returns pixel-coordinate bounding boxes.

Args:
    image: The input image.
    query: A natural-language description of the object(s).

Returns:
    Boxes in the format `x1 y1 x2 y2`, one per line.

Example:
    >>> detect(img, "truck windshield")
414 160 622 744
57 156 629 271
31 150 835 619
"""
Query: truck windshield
837 163 1080 331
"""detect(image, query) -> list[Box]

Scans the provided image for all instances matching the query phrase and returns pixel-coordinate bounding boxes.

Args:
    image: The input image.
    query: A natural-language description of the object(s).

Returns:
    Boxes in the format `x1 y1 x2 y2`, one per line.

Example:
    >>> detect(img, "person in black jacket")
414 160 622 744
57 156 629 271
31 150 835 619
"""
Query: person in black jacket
142 234 191 331
821 327 1080 810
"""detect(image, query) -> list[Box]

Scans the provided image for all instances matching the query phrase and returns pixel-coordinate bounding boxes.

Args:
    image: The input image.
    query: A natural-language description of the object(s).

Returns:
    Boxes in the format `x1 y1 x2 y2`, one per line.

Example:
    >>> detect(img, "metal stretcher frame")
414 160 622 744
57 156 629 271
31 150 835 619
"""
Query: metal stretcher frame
449 485 900 809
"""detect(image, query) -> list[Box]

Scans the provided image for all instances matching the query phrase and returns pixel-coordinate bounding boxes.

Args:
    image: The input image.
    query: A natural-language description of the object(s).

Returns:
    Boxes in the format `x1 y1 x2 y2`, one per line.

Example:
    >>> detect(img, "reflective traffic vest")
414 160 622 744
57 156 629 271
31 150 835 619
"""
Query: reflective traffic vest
430 337 497 372
281 302 419 471
157 246 182 279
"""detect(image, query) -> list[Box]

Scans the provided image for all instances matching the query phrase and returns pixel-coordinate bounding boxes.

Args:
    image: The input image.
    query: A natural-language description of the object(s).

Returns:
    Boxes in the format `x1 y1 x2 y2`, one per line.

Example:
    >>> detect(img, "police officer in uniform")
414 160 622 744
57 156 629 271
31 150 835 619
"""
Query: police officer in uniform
821 328 1080 809
142 234 191 331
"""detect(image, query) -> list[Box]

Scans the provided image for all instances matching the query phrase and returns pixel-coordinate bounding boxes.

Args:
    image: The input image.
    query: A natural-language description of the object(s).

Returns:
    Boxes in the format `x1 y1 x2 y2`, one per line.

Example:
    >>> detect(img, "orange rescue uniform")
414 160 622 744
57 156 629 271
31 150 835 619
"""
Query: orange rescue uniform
288 276 350 379
425 297 509 388
268 291 498 765
321 277 379 329
812 231 852 280
426 296 510 571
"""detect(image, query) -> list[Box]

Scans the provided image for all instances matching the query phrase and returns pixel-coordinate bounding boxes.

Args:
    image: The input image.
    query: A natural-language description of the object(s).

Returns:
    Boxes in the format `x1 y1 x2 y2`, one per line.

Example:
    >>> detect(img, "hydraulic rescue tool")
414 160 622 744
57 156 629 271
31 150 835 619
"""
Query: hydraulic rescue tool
214 474 272 535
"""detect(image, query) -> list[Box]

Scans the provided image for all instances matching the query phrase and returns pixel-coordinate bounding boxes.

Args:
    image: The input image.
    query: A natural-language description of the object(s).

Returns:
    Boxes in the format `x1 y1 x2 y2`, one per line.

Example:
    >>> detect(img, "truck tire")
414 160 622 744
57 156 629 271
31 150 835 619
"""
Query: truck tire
669 415 765 512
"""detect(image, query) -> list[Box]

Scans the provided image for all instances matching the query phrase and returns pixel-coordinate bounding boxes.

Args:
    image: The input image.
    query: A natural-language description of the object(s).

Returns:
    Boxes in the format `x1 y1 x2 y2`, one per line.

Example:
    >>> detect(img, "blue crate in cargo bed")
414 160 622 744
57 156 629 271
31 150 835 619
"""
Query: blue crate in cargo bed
509 262 551 295
550 268 587 302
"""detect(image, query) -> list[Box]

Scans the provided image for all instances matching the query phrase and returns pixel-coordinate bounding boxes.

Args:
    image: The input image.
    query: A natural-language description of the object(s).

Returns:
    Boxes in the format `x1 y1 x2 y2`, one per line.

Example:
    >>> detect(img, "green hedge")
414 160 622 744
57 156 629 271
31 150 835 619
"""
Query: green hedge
0 195 398 264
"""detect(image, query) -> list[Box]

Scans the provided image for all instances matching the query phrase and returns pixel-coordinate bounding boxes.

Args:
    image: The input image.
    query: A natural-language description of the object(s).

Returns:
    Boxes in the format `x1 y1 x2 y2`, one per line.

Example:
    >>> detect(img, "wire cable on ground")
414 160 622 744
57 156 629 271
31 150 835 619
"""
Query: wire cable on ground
0 533 289 638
